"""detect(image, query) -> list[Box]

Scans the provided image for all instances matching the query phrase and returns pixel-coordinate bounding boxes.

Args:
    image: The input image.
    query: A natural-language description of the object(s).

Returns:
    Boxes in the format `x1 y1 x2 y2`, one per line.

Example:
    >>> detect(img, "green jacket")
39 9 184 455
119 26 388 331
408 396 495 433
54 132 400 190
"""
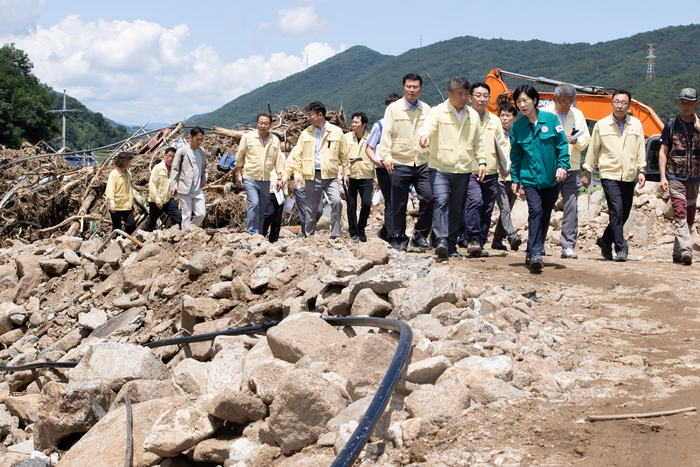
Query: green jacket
510 110 570 189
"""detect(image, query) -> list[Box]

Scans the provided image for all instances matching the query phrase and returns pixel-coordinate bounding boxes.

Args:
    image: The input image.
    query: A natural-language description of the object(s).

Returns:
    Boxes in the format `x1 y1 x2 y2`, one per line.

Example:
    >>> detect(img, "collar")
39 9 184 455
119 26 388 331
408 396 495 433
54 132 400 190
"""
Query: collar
314 123 327 135
405 97 420 112
613 114 627 126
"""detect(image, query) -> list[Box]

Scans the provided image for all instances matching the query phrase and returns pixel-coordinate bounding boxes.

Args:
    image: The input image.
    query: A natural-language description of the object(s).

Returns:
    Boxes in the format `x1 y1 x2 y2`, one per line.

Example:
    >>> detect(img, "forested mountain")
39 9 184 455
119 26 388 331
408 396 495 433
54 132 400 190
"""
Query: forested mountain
192 24 700 127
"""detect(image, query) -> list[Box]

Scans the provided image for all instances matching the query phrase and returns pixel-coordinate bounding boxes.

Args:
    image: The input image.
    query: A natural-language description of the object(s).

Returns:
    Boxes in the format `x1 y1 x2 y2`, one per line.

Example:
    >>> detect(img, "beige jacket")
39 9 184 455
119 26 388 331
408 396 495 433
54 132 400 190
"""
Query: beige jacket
380 98 431 166
284 122 349 180
583 114 646 182
235 131 284 181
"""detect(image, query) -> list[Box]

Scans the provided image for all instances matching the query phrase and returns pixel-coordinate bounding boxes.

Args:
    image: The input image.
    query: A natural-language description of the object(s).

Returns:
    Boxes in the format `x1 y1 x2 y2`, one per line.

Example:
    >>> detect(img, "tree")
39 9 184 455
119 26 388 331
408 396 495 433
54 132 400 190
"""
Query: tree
0 43 59 148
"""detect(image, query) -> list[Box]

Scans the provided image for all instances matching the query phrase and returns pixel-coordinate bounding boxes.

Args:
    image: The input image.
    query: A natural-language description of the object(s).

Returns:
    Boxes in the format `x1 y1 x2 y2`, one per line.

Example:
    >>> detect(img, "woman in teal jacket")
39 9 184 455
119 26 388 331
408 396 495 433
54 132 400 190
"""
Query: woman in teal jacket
510 84 569 270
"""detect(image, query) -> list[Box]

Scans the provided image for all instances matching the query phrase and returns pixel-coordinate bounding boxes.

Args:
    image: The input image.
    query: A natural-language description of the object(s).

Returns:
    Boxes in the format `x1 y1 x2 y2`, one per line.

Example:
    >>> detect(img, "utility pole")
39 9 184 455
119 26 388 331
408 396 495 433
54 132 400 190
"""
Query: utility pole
47 90 80 151
646 44 656 80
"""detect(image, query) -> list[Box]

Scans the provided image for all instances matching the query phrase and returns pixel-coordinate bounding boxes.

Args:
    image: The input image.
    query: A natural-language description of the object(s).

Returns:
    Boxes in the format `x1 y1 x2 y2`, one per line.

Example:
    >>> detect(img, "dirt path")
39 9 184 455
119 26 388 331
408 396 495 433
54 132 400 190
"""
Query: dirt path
438 247 700 466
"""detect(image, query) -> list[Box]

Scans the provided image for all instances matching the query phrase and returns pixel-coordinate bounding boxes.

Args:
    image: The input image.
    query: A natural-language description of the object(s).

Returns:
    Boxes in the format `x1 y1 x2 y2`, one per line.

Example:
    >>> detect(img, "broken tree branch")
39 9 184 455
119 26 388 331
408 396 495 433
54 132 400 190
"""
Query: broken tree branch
587 406 696 422
36 214 101 233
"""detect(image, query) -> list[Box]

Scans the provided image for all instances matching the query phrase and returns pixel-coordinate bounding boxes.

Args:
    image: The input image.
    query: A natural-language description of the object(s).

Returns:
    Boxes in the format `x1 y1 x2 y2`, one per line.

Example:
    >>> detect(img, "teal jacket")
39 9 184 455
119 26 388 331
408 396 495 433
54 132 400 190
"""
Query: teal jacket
510 110 570 189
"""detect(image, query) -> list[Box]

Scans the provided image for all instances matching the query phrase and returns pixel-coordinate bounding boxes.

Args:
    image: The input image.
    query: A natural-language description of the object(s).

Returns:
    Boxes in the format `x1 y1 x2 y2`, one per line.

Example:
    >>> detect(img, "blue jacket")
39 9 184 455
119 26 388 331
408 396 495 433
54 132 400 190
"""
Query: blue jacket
510 110 570 189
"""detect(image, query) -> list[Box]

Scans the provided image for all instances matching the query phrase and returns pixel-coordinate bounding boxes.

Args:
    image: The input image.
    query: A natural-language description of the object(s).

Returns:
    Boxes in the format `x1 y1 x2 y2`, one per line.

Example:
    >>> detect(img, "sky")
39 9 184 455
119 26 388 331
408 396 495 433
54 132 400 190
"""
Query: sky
1 0 696 125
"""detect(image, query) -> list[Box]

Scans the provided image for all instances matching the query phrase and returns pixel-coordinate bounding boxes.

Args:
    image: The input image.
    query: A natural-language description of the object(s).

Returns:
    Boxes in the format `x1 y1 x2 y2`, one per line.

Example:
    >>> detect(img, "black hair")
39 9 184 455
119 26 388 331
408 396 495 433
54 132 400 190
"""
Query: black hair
470 82 491 95
512 84 540 109
351 112 368 126
612 89 631 102
498 102 518 117
385 93 402 106
114 151 134 168
256 113 272 124
190 127 204 137
402 73 423 86
305 101 326 117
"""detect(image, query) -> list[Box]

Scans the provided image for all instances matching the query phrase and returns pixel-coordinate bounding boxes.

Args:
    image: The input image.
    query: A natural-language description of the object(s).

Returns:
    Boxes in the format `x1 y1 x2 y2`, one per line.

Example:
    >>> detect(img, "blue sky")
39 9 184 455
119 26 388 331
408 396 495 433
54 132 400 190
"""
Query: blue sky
1 0 696 125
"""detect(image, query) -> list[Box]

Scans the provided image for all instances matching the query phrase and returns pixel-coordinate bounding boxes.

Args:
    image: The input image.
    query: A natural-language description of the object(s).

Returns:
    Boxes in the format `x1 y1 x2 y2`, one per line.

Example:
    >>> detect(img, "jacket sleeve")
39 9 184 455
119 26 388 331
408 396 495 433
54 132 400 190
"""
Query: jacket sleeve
339 131 349 176
582 123 601 173
234 134 248 168
170 148 184 192
474 124 486 165
284 141 302 178
556 126 571 171
509 131 523 184
202 149 209 184
148 165 160 203
379 106 394 163
274 143 285 177
418 106 439 140
105 171 116 201
573 111 591 151
635 124 647 171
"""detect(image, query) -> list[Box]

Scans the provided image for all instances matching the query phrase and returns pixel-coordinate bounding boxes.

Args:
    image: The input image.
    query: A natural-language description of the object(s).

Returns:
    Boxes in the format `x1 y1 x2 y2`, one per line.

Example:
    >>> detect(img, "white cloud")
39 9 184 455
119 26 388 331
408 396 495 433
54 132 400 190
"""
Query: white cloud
0 16 344 124
277 5 329 35
0 0 44 36
257 22 270 30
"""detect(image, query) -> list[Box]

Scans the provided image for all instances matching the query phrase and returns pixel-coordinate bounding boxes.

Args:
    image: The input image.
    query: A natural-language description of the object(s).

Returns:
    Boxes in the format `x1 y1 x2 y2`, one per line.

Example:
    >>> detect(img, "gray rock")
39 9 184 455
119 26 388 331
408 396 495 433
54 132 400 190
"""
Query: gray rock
283 296 309 316
346 334 398 401
241 338 294 404
404 380 470 421
318 259 373 286
231 276 252 301
193 438 237 464
182 294 224 319
210 281 232 298
54 235 83 251
78 309 108 330
360 243 391 265
405 356 452 385
110 380 180 410
186 250 210 276
69 342 170 392
469 378 526 404
267 369 349 454
207 344 248 395
4 393 40 425
143 395 222 457
249 259 286 289
39 258 70 276
88 306 145 340
55 397 183 467
206 391 267 424
391 266 460 321
14 255 41 278
173 358 210 396
347 263 420 295
247 299 284 319
112 294 147 309
454 355 514 382
326 288 353 317
624 210 654 244
409 314 448 341
34 381 115 451
350 288 392 317
12 272 41 304
266 313 349 364
135 242 162 262
63 248 81 266
95 241 124 268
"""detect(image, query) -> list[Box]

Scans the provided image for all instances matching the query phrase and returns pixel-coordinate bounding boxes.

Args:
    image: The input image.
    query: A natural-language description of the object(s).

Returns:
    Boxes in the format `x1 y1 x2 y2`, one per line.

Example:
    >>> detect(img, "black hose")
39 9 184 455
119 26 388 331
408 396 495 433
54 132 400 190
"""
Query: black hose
0 221 42 237
0 317 412 467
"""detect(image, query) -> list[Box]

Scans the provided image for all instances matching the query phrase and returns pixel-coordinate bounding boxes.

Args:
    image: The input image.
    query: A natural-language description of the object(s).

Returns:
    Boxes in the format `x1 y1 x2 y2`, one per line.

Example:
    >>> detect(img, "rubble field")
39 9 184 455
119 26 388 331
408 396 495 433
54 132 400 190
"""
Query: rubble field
1 114 700 466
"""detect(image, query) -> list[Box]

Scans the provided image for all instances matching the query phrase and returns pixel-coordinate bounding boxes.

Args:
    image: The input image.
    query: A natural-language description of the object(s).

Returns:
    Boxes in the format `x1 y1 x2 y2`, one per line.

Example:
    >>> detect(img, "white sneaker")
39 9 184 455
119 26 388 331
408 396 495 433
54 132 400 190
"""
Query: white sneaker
561 248 578 259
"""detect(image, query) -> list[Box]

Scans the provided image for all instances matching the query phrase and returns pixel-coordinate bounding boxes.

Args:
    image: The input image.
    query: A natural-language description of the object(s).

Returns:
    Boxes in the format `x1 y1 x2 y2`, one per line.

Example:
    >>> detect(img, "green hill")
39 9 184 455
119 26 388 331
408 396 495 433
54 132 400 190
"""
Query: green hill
193 24 700 127
49 93 131 151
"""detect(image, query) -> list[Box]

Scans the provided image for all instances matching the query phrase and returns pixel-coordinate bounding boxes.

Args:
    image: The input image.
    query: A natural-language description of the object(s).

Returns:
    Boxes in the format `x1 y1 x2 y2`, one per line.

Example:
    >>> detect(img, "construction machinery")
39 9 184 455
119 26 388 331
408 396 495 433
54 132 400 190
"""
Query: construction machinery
484 68 665 180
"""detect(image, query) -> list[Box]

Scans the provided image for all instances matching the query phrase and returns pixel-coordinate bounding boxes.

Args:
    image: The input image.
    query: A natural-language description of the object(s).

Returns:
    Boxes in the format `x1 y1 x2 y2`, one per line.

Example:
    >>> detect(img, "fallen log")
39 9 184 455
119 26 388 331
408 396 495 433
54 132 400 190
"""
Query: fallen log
37 214 101 234
212 126 251 139
587 406 696 422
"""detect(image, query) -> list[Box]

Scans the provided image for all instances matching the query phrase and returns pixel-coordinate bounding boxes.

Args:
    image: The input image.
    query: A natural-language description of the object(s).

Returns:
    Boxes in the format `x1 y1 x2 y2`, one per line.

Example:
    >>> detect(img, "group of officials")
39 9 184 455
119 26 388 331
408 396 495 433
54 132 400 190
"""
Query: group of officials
106 74 700 270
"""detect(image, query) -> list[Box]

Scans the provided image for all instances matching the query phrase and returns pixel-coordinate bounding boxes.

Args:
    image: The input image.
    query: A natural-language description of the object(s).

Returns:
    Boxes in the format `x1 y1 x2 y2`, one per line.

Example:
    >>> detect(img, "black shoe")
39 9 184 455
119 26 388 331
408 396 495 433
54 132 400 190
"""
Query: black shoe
435 239 448 258
529 254 544 270
681 252 693 265
673 255 682 264
458 239 469 249
615 250 628 262
410 235 432 251
377 228 388 242
391 240 406 252
509 236 522 251
480 249 489 257
596 237 613 260
359 233 367 242
351 235 360 243
491 241 507 251
525 254 531 266
330 235 340 240
448 250 463 258
467 240 482 257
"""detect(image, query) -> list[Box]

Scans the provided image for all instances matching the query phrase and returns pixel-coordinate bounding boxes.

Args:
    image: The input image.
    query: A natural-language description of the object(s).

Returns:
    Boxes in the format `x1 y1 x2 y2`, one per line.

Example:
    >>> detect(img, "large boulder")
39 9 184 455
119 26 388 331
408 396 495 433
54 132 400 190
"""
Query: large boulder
390 267 461 321
69 342 170 392
266 313 349 364
346 334 398 401
404 380 470 421
207 343 248 395
241 338 294 404
350 288 392 317
34 381 115 451
267 370 349 454
206 391 267 424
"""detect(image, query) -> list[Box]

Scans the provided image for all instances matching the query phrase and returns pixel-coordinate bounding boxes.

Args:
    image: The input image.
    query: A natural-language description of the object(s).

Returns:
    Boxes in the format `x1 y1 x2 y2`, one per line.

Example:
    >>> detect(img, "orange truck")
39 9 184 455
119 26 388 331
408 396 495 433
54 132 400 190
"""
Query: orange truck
484 68 665 180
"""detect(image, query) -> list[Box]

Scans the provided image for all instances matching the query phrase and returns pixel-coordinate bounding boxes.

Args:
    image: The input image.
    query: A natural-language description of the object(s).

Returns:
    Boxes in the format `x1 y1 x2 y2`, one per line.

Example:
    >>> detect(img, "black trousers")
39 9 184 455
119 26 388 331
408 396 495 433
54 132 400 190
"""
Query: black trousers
390 163 433 244
601 178 635 253
376 167 393 240
111 209 136 234
263 194 284 243
146 198 182 231
344 178 373 237
522 185 559 256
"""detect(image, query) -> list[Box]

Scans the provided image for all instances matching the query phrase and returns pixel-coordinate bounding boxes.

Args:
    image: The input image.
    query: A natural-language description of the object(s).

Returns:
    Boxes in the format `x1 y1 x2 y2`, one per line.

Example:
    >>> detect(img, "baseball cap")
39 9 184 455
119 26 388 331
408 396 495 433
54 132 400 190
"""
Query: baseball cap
676 88 698 101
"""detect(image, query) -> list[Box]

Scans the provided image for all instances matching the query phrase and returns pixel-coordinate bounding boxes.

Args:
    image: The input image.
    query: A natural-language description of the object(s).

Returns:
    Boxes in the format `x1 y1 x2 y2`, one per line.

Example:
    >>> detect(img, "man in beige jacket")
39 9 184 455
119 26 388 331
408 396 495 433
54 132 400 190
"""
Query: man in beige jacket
281 102 349 238
583 89 646 262
419 76 486 258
